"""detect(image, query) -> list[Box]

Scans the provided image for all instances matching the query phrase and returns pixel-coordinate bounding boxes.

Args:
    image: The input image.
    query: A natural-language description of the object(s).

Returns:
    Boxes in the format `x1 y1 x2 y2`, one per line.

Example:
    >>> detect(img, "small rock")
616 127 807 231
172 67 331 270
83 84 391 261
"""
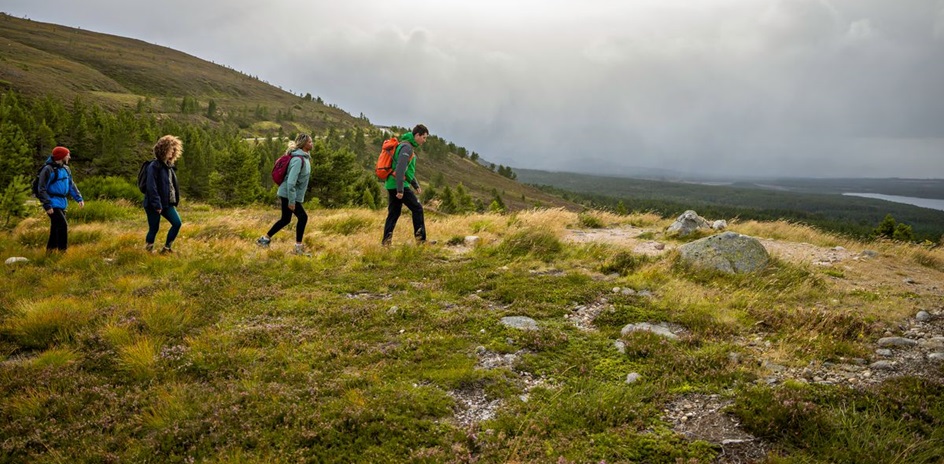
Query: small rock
877 337 917 347
832 246 846 251
875 349 893 357
464 236 480 246
711 219 727 230
870 360 895 370
916 311 932 322
903 278 916 284
387 306 399 315
612 287 621 293
860 250 879 258
928 353 944 362
614 340 626 354
625 372 641 384
654 243 665 250
621 288 636 295
501 316 539 331
4 257 28 265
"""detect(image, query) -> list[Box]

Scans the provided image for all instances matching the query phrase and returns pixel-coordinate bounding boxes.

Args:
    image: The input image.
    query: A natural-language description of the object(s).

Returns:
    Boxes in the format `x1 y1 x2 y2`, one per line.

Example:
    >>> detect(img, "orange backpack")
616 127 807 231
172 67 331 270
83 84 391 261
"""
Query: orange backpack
374 137 414 180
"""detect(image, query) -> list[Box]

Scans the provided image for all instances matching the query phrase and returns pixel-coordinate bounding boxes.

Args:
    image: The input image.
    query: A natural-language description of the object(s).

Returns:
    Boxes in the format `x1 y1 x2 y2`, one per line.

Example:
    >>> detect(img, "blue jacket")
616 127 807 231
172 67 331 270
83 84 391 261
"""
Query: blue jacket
144 160 180 210
276 149 311 206
37 159 83 210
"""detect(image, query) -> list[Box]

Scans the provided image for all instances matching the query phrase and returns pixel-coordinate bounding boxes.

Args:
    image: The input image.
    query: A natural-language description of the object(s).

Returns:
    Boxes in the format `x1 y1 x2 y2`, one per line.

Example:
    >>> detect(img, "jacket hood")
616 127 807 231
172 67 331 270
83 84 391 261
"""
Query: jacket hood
399 132 418 147
291 148 312 158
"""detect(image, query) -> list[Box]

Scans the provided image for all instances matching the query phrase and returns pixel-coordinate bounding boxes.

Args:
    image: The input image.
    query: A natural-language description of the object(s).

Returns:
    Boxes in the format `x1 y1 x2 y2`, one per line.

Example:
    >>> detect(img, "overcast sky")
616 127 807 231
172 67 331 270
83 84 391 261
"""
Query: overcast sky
2 0 943 178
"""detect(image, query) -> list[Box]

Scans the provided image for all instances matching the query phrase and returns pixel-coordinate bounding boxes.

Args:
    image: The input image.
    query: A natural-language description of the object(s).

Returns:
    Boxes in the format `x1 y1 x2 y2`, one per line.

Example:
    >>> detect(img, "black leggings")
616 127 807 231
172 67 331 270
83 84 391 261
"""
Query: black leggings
266 197 308 242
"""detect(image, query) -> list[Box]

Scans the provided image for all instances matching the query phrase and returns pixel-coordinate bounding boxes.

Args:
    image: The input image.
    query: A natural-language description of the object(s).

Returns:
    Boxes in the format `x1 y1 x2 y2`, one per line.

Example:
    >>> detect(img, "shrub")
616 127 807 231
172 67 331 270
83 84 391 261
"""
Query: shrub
69 200 136 223
77 176 142 202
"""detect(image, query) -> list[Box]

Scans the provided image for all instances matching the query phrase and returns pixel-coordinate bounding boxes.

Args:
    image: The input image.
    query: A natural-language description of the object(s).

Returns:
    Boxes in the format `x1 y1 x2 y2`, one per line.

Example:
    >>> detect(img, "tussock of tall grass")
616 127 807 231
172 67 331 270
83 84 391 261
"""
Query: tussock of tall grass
32 347 81 368
871 239 944 271
116 335 161 381
1 297 97 349
4 387 51 419
138 383 193 429
732 219 852 248
141 293 194 338
510 208 574 236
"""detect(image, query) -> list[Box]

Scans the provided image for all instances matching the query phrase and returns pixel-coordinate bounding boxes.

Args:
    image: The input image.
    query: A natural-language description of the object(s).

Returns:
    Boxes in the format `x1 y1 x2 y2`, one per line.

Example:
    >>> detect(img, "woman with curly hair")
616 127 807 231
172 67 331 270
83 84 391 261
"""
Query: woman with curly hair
144 135 183 254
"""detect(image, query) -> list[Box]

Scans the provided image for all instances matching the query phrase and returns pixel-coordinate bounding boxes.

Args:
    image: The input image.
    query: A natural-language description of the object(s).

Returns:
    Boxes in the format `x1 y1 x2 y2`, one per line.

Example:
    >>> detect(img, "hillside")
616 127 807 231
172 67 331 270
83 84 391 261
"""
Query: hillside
0 13 576 212
1 202 943 462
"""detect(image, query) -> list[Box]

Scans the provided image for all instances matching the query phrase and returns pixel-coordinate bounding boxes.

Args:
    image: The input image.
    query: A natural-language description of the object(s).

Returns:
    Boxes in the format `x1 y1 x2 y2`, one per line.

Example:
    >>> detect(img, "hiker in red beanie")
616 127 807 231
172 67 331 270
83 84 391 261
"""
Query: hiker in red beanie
36 146 84 252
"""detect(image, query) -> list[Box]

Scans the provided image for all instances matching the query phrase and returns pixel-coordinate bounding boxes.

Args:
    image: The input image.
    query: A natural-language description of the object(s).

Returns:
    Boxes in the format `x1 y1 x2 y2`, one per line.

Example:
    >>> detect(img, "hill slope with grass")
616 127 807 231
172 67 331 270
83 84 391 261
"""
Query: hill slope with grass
2 202 943 463
0 13 576 212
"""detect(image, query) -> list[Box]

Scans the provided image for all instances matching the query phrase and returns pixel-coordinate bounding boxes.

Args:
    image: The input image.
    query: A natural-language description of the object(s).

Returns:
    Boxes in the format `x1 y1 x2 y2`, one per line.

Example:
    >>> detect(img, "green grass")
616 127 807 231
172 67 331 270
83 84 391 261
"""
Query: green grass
0 201 942 462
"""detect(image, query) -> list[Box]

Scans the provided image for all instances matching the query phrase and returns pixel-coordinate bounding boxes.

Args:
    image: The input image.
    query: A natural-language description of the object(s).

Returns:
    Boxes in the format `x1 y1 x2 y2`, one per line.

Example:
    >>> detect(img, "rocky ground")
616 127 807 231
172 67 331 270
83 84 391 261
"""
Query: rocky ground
440 226 944 462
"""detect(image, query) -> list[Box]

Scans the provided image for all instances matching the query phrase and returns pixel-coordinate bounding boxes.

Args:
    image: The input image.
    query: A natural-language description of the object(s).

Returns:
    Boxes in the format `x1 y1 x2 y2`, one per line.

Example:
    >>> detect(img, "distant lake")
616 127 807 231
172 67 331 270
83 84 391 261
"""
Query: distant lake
843 193 944 212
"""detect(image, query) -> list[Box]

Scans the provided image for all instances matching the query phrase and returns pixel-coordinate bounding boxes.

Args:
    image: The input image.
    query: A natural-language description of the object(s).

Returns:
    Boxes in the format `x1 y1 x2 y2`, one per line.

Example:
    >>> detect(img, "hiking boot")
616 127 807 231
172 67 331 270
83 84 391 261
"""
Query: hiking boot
256 236 271 248
144 243 154 253
160 246 174 254
293 244 311 257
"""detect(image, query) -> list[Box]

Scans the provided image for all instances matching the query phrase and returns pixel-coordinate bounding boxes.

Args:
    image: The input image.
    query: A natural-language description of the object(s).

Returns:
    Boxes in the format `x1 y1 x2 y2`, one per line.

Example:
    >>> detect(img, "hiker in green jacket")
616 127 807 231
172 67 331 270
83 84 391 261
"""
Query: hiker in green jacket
382 124 429 245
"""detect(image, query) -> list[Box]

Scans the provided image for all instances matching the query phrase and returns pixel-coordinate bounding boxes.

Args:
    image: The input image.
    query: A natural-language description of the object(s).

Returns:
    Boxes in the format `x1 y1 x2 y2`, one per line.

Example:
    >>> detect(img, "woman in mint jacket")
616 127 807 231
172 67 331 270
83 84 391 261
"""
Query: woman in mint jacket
257 133 313 255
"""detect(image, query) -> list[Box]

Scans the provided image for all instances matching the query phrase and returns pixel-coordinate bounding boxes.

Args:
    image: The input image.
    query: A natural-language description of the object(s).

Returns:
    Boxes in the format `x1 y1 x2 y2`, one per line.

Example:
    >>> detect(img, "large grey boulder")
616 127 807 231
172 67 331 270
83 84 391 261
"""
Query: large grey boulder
666 210 710 236
678 232 770 274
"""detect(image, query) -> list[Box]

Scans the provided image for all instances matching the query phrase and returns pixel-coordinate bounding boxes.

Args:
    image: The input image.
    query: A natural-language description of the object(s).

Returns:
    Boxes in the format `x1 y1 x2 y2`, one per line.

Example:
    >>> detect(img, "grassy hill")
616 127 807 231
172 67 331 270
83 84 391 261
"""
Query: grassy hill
1 202 943 462
0 13 575 212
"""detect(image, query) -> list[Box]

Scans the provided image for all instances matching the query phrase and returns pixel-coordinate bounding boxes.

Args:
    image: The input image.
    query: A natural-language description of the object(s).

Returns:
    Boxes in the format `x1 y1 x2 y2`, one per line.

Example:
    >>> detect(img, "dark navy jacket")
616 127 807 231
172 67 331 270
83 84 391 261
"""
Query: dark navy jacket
144 160 180 210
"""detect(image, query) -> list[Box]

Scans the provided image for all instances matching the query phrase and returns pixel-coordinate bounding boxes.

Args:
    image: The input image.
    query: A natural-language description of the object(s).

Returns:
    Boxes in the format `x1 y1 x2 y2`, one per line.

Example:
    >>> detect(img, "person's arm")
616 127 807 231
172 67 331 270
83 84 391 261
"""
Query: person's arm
67 168 85 207
145 161 162 211
284 156 302 208
36 166 53 213
394 144 413 194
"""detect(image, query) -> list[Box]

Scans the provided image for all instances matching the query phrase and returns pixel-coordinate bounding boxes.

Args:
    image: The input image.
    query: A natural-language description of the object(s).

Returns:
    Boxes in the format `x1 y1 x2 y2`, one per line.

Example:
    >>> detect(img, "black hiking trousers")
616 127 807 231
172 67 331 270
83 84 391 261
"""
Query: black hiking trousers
47 208 68 251
383 189 425 244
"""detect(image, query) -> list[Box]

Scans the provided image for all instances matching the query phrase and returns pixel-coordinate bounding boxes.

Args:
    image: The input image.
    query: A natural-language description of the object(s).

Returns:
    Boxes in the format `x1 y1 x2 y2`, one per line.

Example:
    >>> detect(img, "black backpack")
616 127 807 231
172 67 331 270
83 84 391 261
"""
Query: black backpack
137 160 154 194
31 164 59 198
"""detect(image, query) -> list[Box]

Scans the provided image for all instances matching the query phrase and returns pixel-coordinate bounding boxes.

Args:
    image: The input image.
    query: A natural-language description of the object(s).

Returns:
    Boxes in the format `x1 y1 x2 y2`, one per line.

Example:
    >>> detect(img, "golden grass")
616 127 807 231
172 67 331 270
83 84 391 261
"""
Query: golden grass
1 297 96 349
32 347 81 368
116 335 161 381
730 219 852 248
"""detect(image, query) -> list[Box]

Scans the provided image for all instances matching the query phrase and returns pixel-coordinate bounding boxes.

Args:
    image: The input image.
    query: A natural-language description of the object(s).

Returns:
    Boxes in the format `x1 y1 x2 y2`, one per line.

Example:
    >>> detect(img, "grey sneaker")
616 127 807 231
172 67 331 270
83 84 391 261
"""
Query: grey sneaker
293 244 311 257
256 236 271 248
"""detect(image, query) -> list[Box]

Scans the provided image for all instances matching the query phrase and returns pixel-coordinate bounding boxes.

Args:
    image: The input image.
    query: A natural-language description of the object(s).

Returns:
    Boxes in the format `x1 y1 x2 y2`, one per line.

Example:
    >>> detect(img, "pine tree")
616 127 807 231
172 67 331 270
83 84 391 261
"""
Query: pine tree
0 175 31 228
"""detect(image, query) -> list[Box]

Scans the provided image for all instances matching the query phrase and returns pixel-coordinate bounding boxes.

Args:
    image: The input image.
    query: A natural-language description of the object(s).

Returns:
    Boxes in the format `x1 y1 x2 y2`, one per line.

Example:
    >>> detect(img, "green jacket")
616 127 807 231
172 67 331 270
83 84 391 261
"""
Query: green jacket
384 132 419 192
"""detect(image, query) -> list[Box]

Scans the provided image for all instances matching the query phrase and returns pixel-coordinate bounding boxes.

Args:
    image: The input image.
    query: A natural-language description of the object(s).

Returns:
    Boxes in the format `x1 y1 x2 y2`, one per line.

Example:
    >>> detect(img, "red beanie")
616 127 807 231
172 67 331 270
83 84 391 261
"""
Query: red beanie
52 146 70 161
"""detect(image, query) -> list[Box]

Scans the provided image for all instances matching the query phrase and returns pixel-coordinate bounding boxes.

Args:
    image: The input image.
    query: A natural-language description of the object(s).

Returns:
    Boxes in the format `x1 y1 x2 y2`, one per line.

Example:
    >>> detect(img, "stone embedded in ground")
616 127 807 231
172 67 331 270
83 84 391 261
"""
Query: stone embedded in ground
4 257 28 265
666 210 710 236
625 372 641 383
621 322 679 340
916 311 932 322
678 232 770 274
877 337 918 347
500 316 539 331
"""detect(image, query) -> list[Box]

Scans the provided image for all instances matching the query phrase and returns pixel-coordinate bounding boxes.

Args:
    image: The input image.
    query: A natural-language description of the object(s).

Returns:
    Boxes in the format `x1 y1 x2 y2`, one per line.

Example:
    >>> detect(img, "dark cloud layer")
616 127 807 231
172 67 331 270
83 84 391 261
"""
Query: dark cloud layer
3 0 942 178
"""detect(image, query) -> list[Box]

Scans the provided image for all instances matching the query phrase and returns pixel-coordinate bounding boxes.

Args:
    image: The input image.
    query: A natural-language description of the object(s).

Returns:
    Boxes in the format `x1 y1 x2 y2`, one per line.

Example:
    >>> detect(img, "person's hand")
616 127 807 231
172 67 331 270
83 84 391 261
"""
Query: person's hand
78 201 85 208
288 203 296 211
45 208 54 215
157 208 162 214
396 192 403 199
415 187 422 195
